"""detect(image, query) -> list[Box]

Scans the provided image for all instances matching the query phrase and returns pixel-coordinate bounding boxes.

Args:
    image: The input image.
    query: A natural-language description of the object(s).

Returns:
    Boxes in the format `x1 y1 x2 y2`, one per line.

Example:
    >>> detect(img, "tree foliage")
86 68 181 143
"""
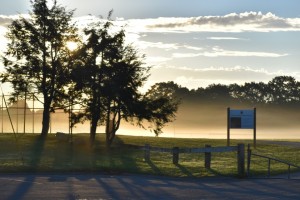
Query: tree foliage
141 82 180 135
167 76 300 106
268 76 300 104
1 0 78 137
70 15 179 145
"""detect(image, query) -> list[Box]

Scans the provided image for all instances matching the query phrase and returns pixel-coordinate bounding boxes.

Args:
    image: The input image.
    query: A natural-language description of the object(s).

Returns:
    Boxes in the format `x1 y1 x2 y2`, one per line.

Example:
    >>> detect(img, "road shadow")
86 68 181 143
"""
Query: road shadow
28 135 47 171
174 163 194 177
207 168 230 177
53 140 73 172
145 159 161 174
7 135 46 200
108 136 141 174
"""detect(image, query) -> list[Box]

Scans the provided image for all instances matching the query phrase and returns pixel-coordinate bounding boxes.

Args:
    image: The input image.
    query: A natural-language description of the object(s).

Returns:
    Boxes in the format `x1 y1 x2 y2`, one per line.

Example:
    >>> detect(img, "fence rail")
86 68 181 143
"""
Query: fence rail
127 143 245 177
127 144 238 153
180 146 238 153
247 144 300 179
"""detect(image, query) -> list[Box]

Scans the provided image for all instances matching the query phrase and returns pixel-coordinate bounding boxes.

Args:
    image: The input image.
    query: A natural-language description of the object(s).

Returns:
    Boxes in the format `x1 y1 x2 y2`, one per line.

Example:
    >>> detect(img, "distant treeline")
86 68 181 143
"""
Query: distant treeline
159 76 300 105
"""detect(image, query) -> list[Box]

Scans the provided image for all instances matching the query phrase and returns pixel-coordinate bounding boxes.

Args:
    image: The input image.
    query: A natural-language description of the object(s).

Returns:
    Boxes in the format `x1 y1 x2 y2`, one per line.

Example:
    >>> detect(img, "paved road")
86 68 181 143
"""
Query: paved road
0 173 300 200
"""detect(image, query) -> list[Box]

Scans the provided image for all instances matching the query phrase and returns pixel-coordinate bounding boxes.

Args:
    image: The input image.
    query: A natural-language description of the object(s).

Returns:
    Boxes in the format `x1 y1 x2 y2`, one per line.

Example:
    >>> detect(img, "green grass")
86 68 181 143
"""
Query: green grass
247 142 300 177
0 133 299 178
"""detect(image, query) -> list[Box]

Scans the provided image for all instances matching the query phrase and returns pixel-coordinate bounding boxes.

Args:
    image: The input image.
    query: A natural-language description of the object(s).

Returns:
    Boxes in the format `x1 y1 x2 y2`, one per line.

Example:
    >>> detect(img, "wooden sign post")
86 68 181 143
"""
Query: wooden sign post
227 107 256 147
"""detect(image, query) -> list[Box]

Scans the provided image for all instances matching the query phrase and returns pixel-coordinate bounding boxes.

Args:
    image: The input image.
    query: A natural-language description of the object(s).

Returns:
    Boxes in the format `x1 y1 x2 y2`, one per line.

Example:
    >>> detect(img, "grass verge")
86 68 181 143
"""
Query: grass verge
0 133 299 178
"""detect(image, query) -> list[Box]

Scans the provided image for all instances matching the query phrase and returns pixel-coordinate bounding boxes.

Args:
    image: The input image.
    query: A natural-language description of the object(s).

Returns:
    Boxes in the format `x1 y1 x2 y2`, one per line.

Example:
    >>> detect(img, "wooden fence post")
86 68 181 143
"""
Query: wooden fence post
144 144 150 162
205 145 211 169
268 158 271 177
247 144 251 177
237 144 245 177
173 147 179 164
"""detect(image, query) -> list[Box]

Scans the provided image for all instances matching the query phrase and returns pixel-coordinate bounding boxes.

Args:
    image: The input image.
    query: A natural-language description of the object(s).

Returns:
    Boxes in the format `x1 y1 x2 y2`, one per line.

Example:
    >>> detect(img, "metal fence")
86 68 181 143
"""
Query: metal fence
0 94 88 134
247 144 300 179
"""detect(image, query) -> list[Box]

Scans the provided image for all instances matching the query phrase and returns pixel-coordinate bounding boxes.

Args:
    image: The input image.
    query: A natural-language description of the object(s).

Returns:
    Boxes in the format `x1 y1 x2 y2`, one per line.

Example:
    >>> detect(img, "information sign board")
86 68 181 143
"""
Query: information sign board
230 110 254 129
227 107 257 147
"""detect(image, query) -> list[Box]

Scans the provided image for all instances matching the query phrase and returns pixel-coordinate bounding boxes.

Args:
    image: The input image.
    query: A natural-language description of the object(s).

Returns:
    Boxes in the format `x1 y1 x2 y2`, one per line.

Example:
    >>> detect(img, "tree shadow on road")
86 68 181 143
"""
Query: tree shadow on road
145 159 162 174
174 163 194 177
207 168 228 177
7 135 46 200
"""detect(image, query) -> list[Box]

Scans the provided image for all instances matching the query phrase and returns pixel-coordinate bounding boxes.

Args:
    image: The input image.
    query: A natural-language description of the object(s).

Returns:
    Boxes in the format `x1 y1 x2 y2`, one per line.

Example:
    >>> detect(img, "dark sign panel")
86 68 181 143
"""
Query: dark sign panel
230 117 241 128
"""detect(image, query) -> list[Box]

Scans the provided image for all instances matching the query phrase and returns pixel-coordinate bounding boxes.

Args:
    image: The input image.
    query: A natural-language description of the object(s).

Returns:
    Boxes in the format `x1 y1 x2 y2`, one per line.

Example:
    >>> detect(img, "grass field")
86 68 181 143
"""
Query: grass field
0 133 300 178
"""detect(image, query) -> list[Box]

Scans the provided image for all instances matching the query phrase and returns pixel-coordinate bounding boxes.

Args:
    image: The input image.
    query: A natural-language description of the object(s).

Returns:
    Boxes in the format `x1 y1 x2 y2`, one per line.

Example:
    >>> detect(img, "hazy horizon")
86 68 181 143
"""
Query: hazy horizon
1 99 300 139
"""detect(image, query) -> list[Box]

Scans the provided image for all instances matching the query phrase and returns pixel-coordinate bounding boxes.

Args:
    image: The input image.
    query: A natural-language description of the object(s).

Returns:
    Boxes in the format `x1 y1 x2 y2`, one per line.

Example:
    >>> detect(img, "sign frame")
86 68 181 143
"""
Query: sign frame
227 107 256 147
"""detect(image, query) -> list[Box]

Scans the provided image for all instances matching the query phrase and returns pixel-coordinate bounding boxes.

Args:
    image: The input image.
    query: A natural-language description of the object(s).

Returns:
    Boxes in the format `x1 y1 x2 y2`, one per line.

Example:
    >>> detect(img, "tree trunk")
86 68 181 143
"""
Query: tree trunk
90 118 97 143
106 107 121 147
41 99 51 138
106 129 116 147
105 100 111 147
90 112 100 144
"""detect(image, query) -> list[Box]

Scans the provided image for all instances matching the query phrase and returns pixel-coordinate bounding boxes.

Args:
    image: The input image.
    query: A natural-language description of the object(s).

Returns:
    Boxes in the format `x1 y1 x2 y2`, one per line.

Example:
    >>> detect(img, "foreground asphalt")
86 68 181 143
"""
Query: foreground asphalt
0 173 300 200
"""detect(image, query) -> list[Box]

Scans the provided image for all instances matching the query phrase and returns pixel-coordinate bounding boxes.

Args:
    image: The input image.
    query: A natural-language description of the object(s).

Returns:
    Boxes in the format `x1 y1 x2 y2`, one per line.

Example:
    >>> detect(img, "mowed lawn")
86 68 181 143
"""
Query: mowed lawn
0 133 300 177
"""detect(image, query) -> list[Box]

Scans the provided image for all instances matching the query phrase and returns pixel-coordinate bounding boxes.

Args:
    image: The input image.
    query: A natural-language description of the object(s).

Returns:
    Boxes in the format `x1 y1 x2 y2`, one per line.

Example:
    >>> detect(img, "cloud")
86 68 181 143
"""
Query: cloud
172 46 288 58
145 12 300 33
207 37 245 40
0 16 13 27
183 45 202 51
0 14 29 27
172 52 199 58
3 11 299 34
135 40 203 52
145 56 172 63
137 41 180 50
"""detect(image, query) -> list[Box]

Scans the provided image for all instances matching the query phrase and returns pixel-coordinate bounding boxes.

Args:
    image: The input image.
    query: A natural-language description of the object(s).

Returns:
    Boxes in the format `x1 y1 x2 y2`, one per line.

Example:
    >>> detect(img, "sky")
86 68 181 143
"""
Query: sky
1 0 300 90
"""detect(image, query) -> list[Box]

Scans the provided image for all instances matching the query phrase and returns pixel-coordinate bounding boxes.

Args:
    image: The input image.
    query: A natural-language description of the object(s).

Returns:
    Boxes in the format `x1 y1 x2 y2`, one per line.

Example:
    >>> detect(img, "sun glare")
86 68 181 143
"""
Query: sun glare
66 41 78 51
